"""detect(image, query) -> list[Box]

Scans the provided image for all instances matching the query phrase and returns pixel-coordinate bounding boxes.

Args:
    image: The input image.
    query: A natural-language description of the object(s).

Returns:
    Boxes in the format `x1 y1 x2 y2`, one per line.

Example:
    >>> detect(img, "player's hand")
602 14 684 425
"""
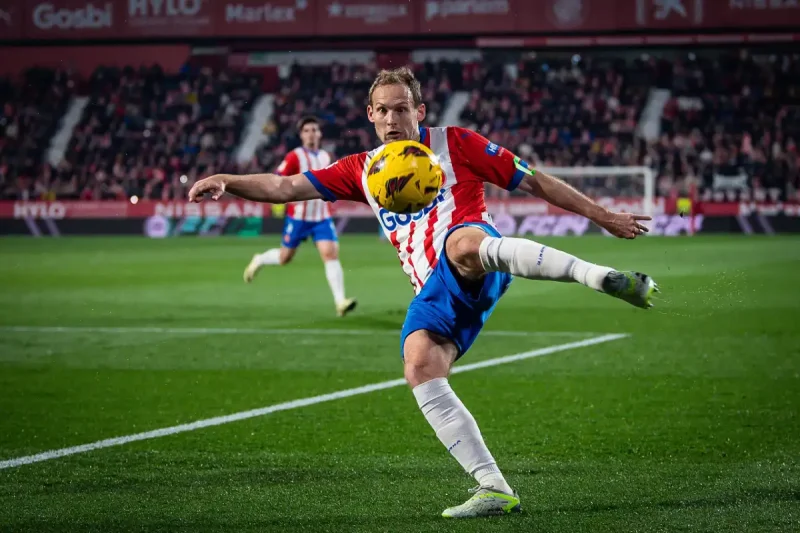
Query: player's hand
597 211 651 239
188 174 227 203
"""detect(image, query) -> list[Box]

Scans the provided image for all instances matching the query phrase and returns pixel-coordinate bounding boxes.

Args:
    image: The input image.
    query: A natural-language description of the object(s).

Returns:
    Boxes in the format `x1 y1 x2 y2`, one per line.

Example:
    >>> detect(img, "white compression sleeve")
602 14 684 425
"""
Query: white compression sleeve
479 236 613 292
324 259 346 305
413 378 513 494
256 248 281 266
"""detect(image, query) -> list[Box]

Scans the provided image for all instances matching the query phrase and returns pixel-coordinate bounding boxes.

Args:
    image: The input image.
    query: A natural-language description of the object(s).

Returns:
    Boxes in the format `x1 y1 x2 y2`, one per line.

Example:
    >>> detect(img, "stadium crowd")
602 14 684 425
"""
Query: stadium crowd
1 64 260 201
0 68 75 201
1 49 797 202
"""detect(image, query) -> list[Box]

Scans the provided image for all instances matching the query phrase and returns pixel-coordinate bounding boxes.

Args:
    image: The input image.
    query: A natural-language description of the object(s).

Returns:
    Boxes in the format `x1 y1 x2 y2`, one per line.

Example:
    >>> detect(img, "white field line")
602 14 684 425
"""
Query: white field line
0 326 600 338
0 333 628 470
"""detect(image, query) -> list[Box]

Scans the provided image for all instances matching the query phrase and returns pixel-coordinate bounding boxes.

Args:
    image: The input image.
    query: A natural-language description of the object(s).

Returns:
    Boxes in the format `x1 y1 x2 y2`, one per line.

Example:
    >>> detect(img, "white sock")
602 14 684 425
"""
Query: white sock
324 259 346 305
256 248 281 266
413 378 513 494
479 236 613 292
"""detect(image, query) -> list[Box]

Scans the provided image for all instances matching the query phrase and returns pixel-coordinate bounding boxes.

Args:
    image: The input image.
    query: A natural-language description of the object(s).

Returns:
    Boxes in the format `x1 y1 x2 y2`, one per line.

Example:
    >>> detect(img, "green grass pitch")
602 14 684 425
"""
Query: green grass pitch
0 234 798 532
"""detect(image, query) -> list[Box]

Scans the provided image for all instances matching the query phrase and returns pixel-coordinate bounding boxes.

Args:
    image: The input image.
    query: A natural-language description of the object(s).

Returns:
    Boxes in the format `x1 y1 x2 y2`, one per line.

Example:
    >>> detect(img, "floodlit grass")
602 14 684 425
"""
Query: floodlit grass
1 235 798 532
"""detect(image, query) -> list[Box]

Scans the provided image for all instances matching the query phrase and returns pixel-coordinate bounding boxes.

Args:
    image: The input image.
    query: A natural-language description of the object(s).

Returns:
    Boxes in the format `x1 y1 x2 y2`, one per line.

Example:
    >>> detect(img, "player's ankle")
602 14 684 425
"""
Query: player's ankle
473 464 513 494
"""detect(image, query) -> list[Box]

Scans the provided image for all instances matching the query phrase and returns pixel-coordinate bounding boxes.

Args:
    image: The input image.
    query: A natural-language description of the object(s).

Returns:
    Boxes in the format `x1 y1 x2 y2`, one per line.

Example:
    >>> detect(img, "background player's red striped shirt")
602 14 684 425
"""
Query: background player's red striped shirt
304 126 531 293
277 147 333 222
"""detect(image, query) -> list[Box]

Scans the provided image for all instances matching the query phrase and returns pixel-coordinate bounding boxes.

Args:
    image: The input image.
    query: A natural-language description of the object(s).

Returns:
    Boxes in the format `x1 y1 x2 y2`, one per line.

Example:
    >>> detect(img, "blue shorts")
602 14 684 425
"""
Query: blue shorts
282 217 337 249
399 222 513 360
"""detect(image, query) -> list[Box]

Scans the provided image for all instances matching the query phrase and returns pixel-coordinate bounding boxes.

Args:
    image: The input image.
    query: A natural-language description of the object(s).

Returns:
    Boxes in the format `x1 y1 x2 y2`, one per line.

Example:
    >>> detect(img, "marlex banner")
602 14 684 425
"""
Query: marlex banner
2 0 799 41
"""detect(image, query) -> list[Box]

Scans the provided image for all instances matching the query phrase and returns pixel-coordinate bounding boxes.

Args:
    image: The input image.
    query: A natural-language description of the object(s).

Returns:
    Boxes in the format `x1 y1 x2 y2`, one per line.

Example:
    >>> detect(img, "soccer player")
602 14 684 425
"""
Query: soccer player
190 67 657 518
243 116 357 318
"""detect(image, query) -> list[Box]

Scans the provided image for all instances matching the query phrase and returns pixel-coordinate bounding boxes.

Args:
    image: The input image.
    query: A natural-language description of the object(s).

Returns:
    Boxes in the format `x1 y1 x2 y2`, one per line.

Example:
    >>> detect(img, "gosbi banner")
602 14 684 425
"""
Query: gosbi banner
3 0 800 40
2 199 800 220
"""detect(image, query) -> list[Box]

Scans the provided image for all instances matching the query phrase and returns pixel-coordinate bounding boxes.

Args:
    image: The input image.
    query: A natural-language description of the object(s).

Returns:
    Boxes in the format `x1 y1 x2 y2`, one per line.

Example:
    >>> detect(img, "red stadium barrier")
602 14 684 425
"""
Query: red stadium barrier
0 44 191 76
2 0 799 41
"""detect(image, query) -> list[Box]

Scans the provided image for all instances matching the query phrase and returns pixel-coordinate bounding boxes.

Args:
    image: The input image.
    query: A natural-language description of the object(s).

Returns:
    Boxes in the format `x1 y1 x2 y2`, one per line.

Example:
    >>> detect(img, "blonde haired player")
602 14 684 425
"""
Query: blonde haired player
192 67 657 518
243 116 357 317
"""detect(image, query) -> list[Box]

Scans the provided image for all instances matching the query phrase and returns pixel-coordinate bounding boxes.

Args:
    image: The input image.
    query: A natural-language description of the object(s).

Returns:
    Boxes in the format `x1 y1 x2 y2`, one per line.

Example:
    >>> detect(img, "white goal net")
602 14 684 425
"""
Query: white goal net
536 166 656 218
484 166 660 237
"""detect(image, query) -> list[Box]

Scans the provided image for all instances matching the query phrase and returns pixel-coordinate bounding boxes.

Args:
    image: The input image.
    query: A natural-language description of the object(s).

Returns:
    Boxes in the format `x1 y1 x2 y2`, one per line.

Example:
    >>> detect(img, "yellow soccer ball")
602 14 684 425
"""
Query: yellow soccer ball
366 140 444 214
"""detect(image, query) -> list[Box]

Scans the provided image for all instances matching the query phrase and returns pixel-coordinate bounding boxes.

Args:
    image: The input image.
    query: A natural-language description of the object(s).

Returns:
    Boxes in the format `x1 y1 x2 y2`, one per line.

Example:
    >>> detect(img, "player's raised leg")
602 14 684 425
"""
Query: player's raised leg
404 330 521 518
315 238 357 317
447 228 658 309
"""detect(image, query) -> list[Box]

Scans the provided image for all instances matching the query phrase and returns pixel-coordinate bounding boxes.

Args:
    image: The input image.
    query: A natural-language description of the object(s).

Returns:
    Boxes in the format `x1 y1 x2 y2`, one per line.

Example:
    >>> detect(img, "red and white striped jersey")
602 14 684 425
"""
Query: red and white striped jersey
277 147 333 222
304 126 531 294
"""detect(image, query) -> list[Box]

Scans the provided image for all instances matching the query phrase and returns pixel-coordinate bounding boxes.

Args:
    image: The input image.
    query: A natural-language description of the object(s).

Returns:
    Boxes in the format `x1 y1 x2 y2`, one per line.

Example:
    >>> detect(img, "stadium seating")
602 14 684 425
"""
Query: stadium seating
0 68 75 200
459 55 655 198
64 64 261 200
2 50 797 202
659 51 800 201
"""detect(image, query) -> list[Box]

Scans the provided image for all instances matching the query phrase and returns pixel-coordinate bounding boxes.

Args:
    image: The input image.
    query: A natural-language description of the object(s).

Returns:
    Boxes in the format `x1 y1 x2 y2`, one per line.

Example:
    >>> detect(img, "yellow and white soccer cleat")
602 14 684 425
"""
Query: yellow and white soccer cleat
335 298 358 317
602 271 659 309
442 486 521 519
243 254 262 283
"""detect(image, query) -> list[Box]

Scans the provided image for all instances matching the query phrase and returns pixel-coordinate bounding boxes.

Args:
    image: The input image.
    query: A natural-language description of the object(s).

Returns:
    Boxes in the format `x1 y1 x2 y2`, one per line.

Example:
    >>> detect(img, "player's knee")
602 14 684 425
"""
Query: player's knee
404 357 449 389
445 229 486 280
318 243 338 262
402 331 456 388
403 360 428 388
279 249 295 265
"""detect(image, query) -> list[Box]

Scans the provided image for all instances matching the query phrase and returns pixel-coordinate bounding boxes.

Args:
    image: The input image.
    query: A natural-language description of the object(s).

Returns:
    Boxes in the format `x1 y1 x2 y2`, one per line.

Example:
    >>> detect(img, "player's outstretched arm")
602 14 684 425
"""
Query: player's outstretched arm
188 173 321 204
517 171 650 239
455 128 649 239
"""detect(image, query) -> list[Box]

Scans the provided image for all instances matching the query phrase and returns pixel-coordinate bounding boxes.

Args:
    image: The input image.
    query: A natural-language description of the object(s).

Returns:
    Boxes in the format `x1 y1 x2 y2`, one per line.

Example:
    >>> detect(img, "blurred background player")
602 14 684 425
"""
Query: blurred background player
243 116 357 318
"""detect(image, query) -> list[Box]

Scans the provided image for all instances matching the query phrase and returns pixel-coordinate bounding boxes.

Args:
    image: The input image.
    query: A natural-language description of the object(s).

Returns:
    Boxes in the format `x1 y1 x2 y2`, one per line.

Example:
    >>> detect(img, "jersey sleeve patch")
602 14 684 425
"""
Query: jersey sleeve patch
509 157 534 191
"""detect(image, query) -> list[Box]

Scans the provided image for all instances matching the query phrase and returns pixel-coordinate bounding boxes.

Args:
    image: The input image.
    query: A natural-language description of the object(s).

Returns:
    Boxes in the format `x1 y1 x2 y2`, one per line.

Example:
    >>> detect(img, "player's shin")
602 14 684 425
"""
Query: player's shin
413 377 513 495
478 236 612 291
324 259 346 305
257 248 282 266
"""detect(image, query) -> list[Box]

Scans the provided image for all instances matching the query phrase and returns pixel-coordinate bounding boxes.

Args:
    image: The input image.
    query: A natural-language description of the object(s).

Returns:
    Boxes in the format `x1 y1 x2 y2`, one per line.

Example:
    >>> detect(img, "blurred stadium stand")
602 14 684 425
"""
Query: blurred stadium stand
1 49 798 204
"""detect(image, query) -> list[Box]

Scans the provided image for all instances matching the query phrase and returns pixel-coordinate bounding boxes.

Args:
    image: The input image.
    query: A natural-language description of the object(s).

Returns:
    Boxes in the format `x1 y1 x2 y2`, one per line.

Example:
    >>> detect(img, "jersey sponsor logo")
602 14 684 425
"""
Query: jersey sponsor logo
485 141 500 156
378 188 446 231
